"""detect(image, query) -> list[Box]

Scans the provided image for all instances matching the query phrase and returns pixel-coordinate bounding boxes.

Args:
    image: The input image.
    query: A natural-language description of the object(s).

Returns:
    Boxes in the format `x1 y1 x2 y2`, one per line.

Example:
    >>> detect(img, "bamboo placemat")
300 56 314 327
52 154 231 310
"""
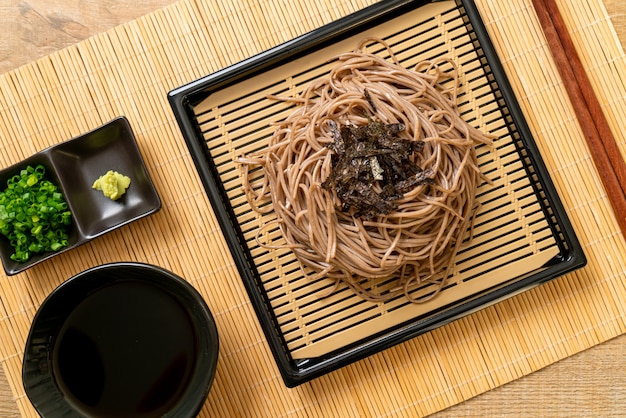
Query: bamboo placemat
0 0 625 416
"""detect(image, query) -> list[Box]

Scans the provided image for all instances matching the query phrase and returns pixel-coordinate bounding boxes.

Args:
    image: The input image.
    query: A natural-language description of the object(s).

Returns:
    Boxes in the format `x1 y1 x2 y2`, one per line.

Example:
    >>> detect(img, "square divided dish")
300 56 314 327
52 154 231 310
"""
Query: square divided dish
0 116 161 275
169 0 586 386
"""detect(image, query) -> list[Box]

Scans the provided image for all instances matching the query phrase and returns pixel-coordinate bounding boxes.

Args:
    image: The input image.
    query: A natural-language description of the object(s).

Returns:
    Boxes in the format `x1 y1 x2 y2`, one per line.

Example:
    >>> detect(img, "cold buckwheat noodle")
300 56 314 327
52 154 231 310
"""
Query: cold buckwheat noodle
239 38 492 303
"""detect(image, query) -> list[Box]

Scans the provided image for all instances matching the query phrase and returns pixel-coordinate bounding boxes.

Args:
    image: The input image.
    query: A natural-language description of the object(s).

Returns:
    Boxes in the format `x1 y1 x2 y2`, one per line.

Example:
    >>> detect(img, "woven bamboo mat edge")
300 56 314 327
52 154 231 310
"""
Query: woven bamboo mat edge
0 0 624 417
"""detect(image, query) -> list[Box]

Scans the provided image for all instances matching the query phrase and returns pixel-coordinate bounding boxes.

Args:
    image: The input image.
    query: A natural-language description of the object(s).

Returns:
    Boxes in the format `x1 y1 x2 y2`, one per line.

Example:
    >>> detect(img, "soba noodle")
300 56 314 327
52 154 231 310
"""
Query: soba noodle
240 38 492 303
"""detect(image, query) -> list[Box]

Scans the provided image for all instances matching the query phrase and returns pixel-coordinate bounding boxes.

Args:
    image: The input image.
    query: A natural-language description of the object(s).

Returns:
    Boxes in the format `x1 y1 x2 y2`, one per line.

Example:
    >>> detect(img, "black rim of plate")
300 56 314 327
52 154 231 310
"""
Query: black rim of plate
167 0 587 387
22 262 219 418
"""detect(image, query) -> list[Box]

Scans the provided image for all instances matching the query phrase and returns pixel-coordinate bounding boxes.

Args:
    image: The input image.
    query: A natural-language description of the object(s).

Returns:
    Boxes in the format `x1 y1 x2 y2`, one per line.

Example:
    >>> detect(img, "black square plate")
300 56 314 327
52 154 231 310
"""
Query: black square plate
168 0 586 386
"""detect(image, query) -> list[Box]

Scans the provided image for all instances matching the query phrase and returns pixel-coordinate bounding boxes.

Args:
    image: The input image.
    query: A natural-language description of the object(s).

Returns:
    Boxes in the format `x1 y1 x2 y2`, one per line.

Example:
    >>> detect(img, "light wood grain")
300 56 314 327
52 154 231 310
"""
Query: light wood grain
0 0 178 74
1 1 625 417
606 0 626 47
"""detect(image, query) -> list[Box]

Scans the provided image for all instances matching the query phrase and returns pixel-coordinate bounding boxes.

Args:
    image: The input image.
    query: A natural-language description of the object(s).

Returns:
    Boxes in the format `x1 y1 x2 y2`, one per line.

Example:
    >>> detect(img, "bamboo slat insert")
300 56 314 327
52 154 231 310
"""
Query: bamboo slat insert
194 2 564 359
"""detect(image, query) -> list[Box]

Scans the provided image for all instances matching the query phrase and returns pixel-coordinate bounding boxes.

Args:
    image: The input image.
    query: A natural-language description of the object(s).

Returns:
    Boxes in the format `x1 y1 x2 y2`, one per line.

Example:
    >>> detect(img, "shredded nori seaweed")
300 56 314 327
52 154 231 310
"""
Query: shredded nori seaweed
322 119 432 219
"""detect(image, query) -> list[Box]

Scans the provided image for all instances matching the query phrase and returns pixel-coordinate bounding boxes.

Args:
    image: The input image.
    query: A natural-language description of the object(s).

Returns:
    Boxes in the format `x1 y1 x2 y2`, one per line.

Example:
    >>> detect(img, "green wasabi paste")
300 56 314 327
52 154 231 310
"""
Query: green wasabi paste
92 170 131 200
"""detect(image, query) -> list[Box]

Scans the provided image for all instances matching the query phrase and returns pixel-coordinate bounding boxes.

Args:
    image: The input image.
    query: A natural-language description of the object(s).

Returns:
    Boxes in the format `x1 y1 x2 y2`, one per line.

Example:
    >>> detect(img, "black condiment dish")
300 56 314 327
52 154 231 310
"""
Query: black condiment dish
0 117 161 275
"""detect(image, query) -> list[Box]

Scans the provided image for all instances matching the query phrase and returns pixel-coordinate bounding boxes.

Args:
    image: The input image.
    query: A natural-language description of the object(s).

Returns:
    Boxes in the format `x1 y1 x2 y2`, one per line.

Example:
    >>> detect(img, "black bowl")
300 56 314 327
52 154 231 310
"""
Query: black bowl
22 263 219 418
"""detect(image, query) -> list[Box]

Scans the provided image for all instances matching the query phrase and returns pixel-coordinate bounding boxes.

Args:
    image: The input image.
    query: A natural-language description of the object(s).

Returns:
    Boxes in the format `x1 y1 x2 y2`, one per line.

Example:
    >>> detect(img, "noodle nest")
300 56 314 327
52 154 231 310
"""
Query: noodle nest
241 39 492 303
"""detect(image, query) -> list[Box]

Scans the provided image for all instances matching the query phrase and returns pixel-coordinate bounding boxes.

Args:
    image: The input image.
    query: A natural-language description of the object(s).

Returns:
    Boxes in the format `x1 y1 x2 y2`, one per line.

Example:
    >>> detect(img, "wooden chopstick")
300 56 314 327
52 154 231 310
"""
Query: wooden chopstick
531 0 626 238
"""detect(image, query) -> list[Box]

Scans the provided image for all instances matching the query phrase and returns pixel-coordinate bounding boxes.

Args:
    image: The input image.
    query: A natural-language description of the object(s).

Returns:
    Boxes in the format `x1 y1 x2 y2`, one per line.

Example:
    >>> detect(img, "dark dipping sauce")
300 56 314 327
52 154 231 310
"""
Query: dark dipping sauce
51 280 198 418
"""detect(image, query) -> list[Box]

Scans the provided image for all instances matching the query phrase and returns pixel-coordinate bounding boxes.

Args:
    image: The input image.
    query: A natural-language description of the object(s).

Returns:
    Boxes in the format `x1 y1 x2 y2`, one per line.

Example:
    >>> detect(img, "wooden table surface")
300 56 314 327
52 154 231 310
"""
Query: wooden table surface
0 1 625 417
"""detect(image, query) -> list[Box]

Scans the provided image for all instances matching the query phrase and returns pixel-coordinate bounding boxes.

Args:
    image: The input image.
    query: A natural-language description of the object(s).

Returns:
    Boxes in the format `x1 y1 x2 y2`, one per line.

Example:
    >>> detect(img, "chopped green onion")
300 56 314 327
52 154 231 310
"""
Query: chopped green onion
0 165 72 263
26 174 38 187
